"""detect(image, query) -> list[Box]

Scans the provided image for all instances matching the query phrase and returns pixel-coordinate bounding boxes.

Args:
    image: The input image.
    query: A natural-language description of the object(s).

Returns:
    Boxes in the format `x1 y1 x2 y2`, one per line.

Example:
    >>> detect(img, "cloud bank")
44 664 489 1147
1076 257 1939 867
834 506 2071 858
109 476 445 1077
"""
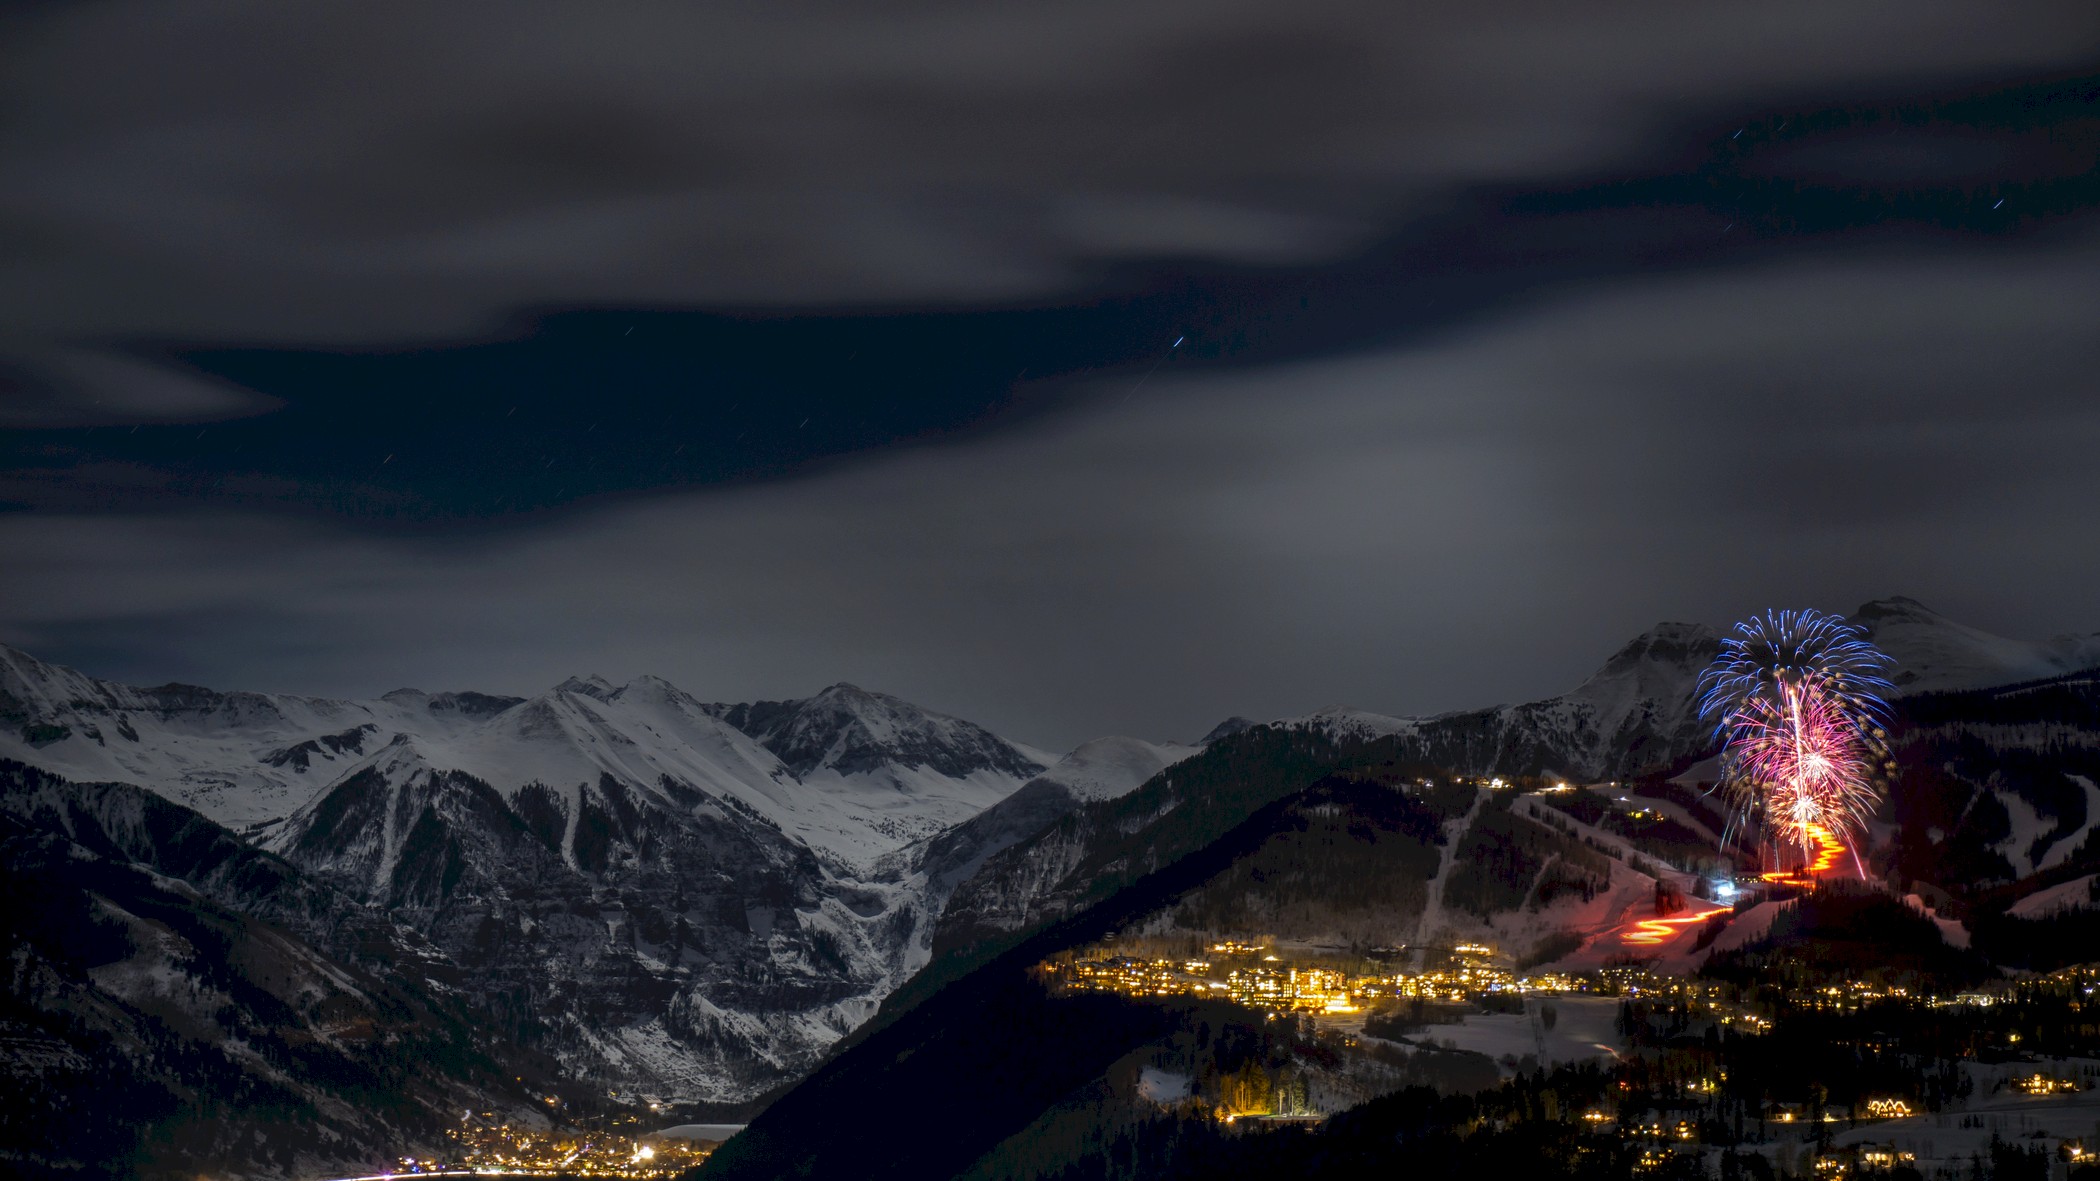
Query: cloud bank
7 236 2094 747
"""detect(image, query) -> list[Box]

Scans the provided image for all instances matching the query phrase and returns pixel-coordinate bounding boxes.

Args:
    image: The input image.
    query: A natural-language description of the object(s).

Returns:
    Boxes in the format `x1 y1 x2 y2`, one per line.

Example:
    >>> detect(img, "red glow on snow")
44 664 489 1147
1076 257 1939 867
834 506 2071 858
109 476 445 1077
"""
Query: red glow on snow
1620 903 1733 947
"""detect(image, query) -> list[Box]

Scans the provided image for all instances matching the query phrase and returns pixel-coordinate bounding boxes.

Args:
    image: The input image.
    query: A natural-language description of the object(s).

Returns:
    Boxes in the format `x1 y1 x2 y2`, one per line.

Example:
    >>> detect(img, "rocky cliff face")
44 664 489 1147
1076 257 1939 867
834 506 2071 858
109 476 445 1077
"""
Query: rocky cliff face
264 737 919 1101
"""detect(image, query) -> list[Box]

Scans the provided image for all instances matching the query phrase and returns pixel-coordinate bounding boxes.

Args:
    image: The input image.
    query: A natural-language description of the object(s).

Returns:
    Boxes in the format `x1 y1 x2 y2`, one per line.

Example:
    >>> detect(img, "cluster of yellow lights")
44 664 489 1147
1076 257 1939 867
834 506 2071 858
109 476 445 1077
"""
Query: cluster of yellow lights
1059 945 2030 1020
1863 1097 1913 1119
2016 1073 2080 1095
435 1117 714 1177
1053 948 1525 1016
1623 1118 1697 1142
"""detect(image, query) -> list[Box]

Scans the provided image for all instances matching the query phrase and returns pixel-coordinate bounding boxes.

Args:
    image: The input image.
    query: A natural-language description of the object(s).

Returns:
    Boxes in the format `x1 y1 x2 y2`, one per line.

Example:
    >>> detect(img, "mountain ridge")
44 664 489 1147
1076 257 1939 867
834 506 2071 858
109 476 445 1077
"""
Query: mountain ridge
0 644 1050 863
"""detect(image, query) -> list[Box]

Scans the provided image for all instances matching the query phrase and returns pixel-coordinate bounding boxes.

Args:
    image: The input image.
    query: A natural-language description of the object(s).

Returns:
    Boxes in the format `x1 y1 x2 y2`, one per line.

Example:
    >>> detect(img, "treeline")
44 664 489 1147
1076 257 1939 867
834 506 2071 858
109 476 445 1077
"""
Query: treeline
1169 776 1445 939
1899 672 2100 731
1703 884 1994 990
1444 800 1613 918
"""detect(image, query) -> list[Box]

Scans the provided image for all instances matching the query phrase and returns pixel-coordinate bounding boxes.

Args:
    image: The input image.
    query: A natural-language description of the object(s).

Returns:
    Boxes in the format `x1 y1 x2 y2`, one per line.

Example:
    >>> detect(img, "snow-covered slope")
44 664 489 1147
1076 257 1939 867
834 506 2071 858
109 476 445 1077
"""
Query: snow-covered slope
1853 597 2100 694
0 758 544 1178
0 643 516 829
1286 706 1422 746
258 735 924 1100
237 676 1059 1098
2008 874 2099 919
270 675 1042 865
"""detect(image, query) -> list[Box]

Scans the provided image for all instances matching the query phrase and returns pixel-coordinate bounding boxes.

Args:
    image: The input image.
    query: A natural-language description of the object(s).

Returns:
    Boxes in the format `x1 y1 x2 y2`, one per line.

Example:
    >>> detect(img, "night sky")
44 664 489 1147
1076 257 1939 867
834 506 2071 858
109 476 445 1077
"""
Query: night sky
3 2 2098 749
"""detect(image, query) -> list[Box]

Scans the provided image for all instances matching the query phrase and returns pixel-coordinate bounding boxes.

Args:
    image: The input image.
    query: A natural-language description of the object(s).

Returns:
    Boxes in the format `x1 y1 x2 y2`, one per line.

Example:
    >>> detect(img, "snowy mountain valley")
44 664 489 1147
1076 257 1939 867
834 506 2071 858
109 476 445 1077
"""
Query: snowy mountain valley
4 596 2098 1178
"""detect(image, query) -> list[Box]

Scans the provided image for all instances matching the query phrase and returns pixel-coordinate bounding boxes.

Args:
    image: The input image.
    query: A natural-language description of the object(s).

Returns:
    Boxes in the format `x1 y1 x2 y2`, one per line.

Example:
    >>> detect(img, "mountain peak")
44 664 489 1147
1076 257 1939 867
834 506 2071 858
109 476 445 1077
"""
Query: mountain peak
1581 621 1720 684
706 685 1046 780
810 681 881 705
1849 597 2100 693
553 674 618 701
1855 595 1941 621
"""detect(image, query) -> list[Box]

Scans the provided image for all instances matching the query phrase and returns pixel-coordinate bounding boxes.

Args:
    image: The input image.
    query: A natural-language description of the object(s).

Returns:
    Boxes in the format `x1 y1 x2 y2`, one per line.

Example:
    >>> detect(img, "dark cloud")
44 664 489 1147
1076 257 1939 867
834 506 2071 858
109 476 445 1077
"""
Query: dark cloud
3 0 2095 352
9 67 2099 521
5 235 2095 748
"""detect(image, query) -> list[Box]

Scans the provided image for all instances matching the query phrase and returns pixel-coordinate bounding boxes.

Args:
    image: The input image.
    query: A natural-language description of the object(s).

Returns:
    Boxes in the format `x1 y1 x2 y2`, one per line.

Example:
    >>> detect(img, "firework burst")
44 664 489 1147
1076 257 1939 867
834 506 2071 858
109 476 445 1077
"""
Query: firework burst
1698 609 1894 871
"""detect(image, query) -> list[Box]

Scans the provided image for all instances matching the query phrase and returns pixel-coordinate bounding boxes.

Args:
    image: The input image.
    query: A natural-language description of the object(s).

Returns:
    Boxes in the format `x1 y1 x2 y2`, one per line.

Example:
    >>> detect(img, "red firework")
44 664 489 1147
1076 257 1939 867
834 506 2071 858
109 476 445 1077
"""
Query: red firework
1724 677 1880 859
1698 610 1892 878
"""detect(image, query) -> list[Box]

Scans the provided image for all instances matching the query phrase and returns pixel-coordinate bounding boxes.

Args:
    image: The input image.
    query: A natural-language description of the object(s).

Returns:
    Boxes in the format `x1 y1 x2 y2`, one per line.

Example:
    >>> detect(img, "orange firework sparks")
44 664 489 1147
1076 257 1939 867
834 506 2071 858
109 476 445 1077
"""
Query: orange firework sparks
1757 821 1845 888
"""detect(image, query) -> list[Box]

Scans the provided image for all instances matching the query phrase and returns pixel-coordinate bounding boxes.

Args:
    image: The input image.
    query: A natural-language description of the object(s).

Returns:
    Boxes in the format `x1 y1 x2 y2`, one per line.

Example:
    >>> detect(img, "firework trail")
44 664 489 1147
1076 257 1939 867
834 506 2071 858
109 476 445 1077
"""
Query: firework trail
1698 609 1894 874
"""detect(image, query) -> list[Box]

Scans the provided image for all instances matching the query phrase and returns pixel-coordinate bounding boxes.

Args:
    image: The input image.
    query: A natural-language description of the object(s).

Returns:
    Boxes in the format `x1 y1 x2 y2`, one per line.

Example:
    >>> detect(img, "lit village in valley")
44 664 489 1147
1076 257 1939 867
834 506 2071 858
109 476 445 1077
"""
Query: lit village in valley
370 1110 724 1178
1020 613 2100 1178
1044 912 2100 1177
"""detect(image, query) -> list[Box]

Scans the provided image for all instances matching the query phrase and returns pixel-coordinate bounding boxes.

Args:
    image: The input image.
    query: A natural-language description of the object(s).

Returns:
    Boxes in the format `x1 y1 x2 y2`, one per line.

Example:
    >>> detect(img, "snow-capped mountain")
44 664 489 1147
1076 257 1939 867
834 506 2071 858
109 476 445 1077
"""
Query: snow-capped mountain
1280 598 2100 781
0 643 520 829
1021 735 1202 804
262 733 920 1099
1278 620 1721 781
6 593 2089 1108
706 682 1052 780
0 644 1059 1101
0 644 1048 864
703 682 1057 851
